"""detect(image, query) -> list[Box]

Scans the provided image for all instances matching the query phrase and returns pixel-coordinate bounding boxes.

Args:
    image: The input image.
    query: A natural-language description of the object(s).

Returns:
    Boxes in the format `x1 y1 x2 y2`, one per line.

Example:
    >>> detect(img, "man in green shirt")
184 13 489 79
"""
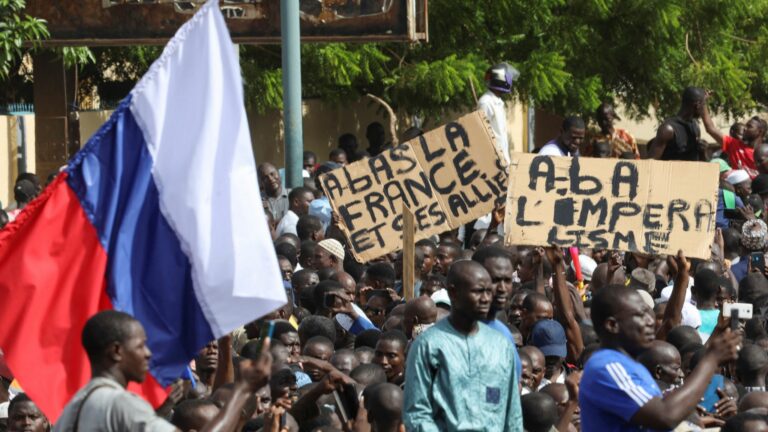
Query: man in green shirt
404 261 523 431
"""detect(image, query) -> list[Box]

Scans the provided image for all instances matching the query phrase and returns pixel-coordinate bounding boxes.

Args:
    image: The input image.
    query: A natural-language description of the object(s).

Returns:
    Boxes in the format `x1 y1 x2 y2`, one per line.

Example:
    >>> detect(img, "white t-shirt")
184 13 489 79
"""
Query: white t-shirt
275 209 300 237
478 91 509 164
538 139 573 157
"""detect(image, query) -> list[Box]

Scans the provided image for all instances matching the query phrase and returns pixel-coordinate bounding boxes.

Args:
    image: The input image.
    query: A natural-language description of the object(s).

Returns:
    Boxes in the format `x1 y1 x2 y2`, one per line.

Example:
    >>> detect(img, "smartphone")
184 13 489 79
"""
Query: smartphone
254 320 275 354
752 252 765 274
332 384 359 428
723 303 753 320
332 390 350 425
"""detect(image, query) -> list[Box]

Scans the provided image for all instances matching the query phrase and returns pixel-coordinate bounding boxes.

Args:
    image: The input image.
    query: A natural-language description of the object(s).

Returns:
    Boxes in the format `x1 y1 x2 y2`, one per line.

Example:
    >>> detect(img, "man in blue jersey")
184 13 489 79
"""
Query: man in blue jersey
580 264 741 431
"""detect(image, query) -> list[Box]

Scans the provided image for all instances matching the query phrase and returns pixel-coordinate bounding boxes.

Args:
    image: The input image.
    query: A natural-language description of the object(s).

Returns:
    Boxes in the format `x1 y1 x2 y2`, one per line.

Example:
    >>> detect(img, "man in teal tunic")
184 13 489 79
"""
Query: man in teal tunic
404 260 523 431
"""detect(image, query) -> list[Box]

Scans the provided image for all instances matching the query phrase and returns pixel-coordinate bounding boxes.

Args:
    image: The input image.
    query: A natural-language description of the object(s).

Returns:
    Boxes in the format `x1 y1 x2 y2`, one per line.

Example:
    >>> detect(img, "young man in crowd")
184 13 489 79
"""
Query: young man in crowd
276 187 315 237
650 86 708 161
702 94 766 177
54 311 273 431
258 162 290 221
404 261 522 431
589 102 640 159
580 282 741 430
538 116 586 157
478 62 519 164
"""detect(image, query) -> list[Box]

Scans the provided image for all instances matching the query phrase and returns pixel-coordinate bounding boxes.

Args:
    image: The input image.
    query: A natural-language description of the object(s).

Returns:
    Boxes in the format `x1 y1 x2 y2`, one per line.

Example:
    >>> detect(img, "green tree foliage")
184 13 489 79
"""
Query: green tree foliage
237 0 768 119
6 0 768 120
0 0 48 78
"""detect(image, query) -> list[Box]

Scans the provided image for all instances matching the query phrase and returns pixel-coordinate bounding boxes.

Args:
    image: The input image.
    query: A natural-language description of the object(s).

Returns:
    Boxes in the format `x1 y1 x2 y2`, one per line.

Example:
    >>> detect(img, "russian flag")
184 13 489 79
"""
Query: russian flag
0 0 286 422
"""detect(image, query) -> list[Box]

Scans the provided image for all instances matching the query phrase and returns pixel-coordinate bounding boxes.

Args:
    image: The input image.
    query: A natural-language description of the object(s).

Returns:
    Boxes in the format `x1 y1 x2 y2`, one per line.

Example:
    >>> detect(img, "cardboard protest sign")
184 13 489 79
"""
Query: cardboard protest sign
504 153 719 259
321 111 508 262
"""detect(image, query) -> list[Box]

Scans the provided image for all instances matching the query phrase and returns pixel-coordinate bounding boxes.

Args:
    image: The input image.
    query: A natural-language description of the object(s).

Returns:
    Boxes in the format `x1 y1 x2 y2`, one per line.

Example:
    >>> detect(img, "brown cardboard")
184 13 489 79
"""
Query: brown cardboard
321 111 508 262
503 153 719 259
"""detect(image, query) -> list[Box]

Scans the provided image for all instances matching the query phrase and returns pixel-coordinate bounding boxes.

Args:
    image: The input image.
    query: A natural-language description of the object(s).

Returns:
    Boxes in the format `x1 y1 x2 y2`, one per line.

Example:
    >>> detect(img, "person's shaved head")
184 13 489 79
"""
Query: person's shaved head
171 399 220 431
590 263 626 292
637 340 684 385
331 271 357 297
540 383 569 411
666 326 703 352
404 296 438 339
447 260 493 322
521 392 559 432
364 383 404 432
520 346 546 390
740 391 768 413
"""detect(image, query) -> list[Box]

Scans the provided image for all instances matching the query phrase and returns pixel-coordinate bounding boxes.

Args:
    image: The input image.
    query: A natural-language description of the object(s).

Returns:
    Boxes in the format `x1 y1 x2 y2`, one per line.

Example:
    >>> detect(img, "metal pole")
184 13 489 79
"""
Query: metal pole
281 0 304 189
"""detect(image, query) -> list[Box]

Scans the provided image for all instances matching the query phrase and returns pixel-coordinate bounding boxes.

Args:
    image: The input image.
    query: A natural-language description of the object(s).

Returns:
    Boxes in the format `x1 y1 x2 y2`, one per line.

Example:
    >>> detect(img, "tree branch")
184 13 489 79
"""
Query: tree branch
366 93 399 146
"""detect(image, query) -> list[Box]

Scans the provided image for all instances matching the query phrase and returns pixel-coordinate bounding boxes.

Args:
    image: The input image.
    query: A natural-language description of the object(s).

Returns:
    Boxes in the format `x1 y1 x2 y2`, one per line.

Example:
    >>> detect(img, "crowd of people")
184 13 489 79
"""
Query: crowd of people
4 76 768 432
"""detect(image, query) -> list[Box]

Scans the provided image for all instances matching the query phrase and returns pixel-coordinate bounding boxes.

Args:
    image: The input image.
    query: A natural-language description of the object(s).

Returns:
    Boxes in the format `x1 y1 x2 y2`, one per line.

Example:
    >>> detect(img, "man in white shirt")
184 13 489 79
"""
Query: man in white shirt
539 116 586 157
478 63 520 164
276 186 315 237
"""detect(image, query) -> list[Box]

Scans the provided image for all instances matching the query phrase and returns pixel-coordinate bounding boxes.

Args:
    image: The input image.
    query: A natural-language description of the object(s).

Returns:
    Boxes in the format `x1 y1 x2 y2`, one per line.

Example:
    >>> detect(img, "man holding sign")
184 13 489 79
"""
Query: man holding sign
504 153 719 259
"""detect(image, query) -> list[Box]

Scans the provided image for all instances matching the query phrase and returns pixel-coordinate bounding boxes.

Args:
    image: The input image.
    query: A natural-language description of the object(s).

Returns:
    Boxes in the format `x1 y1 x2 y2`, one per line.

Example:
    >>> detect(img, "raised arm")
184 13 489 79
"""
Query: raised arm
631 330 740 429
200 339 273 432
655 250 688 341
213 334 234 390
545 246 583 364
701 102 724 146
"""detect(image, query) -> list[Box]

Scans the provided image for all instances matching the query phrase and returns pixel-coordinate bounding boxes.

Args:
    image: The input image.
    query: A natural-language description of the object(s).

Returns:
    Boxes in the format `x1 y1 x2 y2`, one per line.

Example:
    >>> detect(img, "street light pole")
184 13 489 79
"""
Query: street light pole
280 0 304 189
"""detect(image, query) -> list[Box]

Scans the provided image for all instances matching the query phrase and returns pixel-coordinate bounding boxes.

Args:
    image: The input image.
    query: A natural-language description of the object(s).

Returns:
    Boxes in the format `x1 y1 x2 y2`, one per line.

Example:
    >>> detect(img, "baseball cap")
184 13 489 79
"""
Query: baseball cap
530 319 567 358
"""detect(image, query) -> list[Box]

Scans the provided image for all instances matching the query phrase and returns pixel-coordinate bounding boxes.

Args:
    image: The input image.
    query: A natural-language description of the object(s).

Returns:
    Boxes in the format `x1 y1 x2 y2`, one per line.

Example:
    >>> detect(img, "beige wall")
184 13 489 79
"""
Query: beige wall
0 115 36 207
1 97 747 207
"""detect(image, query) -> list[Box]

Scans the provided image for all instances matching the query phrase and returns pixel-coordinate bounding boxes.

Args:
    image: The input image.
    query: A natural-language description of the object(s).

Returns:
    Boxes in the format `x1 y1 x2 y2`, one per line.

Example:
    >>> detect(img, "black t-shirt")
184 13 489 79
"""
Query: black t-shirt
661 116 702 161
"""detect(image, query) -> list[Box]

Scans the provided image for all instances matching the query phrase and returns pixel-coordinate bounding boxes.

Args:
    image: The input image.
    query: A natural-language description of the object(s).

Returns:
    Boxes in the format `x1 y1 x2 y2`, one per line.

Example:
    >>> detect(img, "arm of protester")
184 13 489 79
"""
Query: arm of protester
487 203 505 232
213 334 234 391
649 124 675 160
200 339 273 432
738 204 756 221
403 337 440 432
557 372 581 432
155 379 185 418
546 245 584 363
352 396 372 432
329 291 376 334
631 329 741 429
262 406 289 432
656 250 689 341
289 370 356 425
700 99 724 146
294 355 337 375
533 247 546 295
712 388 738 420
